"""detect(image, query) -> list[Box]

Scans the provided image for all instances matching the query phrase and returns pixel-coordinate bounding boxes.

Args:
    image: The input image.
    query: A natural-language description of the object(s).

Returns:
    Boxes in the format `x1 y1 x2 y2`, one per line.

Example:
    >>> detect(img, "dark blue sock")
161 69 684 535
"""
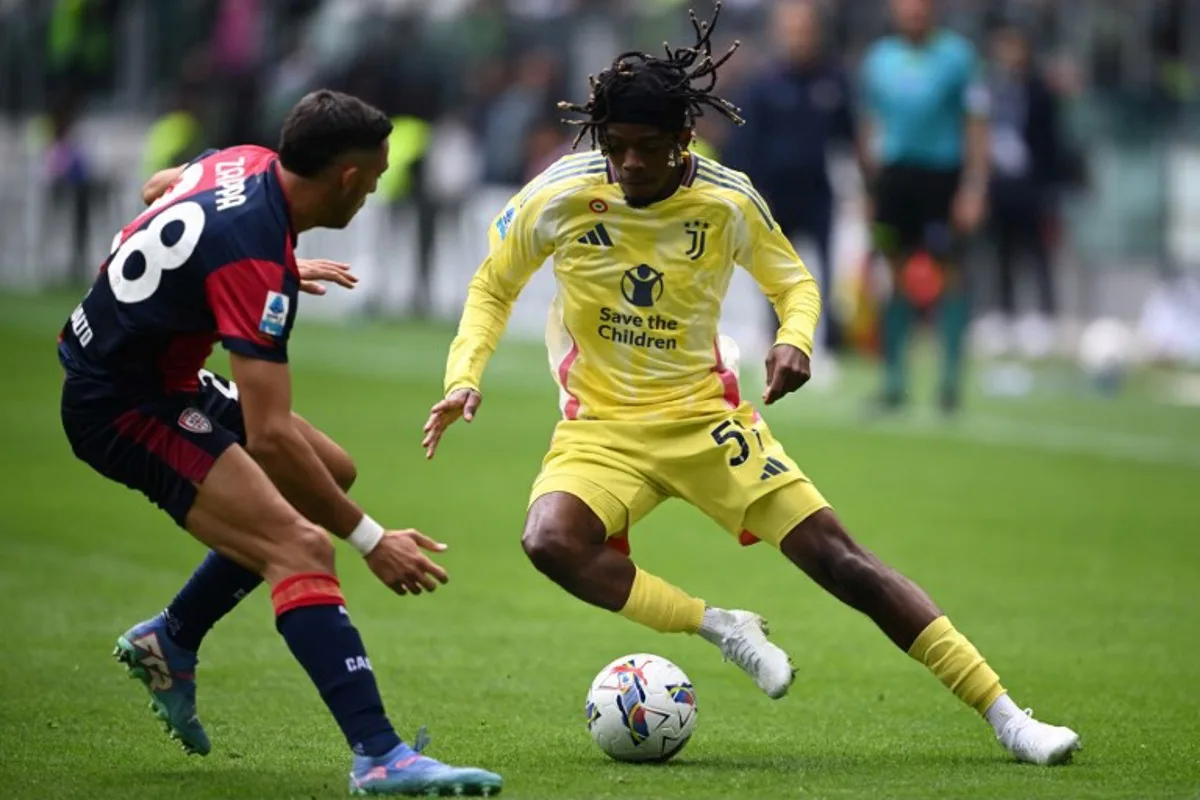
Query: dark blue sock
276 601 400 757
163 551 263 652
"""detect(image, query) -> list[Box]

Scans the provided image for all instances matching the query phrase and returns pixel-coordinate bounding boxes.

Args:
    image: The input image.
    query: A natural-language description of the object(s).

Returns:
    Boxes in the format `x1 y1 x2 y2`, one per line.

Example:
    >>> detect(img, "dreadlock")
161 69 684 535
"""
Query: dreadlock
557 1 744 151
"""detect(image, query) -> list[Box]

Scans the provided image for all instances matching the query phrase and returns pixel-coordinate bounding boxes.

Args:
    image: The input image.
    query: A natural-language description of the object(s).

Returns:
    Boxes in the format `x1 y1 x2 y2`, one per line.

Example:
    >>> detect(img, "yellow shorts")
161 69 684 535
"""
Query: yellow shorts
528 402 829 549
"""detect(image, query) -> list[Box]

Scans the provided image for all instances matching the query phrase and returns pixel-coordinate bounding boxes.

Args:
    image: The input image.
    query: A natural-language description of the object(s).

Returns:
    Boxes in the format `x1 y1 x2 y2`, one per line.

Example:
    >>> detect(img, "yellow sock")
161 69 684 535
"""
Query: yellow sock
619 568 705 634
908 616 1005 714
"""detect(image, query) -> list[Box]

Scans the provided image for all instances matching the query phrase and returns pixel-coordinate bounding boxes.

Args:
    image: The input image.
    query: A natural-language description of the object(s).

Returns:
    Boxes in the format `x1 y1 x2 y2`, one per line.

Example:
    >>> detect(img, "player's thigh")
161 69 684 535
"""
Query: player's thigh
186 444 328 580
61 391 242 528
198 369 355 489
529 421 665 543
666 405 830 547
524 490 609 557
60 391 323 579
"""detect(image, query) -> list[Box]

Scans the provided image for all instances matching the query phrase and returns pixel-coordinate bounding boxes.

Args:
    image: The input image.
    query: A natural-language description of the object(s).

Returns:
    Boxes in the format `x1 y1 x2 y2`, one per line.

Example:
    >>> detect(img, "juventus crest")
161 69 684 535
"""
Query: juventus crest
684 220 711 260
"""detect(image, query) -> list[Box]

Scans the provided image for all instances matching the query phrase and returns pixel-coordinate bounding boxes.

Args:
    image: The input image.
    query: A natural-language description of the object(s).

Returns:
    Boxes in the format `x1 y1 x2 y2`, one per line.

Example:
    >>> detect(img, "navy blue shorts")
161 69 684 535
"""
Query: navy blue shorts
61 371 246 527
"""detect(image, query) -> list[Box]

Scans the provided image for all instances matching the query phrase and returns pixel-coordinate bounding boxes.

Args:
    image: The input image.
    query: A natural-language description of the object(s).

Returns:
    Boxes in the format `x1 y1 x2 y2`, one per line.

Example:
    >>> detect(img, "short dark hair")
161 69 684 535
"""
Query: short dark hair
558 2 743 150
278 90 392 178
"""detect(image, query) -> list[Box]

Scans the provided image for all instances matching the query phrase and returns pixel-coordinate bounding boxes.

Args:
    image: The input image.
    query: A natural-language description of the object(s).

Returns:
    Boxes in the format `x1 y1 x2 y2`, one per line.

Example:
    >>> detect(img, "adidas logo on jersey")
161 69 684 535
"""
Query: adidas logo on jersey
577 223 614 247
760 457 790 481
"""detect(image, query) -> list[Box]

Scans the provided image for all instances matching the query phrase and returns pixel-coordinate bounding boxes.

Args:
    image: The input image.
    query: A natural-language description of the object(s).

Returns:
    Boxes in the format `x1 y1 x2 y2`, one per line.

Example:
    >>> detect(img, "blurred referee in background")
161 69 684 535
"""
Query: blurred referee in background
860 0 990 414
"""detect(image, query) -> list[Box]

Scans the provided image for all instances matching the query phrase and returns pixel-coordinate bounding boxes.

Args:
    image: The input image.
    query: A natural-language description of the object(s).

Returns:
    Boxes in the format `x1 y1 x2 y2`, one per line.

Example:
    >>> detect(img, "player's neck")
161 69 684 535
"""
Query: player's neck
625 162 687 209
902 27 935 47
276 169 322 234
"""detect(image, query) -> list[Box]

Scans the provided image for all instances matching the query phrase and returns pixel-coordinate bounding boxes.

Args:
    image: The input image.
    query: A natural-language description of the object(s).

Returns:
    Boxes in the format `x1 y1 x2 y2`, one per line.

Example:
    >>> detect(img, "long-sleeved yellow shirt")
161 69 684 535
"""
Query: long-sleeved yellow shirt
444 151 821 421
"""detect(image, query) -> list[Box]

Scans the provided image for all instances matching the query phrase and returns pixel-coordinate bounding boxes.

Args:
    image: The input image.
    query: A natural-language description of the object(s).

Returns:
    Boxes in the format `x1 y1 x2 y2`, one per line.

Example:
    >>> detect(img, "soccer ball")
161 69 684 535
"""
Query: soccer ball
585 653 697 763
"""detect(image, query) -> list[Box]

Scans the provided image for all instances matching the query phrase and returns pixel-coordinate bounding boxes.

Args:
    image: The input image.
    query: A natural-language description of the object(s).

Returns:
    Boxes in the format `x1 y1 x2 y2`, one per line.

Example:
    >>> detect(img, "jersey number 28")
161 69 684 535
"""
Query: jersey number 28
108 163 207 304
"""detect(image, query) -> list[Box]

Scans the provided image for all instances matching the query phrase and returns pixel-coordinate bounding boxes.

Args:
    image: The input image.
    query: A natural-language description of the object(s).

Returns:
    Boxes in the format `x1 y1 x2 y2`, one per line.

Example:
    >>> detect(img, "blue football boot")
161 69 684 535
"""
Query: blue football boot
113 613 211 756
349 728 502 796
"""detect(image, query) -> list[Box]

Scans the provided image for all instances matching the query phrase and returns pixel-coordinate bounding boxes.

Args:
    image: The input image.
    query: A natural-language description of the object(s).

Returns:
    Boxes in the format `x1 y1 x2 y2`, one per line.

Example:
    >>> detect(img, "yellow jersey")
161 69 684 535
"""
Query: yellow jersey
443 151 821 421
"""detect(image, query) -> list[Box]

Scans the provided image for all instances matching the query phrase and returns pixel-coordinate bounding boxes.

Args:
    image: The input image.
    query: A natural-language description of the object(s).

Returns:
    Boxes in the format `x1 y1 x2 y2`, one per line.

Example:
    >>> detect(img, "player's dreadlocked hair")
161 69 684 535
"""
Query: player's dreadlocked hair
557 1 744 151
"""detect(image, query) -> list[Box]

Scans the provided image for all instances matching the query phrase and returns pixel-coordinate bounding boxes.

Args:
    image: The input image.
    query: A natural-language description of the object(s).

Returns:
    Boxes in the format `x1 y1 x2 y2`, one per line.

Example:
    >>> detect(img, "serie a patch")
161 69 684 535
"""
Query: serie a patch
260 291 289 337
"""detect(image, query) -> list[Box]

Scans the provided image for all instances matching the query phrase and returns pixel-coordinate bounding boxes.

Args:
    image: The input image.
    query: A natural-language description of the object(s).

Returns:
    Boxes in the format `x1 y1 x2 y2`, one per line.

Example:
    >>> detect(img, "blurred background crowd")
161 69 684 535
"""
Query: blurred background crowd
2 0 1200 385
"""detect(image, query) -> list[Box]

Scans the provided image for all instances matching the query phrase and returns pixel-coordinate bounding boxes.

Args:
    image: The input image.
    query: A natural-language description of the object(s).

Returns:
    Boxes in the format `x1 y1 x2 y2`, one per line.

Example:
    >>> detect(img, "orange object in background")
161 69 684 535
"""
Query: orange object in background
901 250 944 309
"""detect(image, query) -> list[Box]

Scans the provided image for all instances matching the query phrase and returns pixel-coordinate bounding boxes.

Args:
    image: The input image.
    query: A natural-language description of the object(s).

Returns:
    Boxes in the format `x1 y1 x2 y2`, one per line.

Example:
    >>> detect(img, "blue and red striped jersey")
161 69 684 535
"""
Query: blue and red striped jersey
59 145 300 398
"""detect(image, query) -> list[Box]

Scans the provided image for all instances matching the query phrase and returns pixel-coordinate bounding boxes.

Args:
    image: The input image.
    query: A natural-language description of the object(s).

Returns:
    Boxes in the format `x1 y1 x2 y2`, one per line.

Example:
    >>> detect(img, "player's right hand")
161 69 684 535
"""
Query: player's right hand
422 388 482 460
365 529 450 596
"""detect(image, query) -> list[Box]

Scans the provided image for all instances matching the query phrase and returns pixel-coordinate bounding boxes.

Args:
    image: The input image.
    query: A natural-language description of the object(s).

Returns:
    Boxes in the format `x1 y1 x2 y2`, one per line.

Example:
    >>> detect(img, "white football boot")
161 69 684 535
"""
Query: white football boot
996 708 1081 765
715 610 796 699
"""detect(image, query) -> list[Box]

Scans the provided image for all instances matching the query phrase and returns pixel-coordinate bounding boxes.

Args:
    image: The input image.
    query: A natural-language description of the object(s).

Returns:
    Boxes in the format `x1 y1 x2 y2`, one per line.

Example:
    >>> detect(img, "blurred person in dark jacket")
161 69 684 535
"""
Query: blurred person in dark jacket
725 0 863 354
987 21 1063 344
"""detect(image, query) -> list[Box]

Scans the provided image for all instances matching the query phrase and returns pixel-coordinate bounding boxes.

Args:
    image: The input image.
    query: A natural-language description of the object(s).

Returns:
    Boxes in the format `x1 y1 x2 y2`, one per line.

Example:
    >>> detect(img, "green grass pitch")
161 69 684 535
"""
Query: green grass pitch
1 291 1198 799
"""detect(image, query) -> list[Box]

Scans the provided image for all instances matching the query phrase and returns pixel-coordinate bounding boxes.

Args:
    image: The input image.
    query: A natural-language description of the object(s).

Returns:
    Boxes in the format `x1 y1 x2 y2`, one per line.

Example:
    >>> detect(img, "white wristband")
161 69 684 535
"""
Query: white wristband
346 514 385 556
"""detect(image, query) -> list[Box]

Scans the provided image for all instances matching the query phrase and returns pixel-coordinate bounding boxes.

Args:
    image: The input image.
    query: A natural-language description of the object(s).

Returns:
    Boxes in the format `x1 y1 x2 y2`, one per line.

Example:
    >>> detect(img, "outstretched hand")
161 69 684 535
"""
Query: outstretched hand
763 344 812 405
297 258 358 295
422 388 483 459
365 529 449 596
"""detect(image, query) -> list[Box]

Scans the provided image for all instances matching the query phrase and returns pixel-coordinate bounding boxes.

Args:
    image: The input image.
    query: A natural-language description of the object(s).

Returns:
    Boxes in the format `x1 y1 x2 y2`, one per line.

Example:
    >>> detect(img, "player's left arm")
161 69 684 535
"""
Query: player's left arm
955 44 991 233
734 195 822 405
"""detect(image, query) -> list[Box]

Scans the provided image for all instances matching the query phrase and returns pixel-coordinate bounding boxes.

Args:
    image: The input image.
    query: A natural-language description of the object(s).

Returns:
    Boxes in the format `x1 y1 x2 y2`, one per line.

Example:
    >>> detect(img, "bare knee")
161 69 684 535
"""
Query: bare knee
521 491 612 589
521 518 582 575
264 519 335 580
297 523 336 569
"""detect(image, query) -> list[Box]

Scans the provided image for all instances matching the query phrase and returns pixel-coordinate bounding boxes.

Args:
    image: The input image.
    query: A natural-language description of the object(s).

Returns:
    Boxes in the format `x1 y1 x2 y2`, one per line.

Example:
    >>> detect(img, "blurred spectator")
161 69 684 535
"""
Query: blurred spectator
1151 0 1195 118
45 0 117 99
1 0 1195 335
523 117 573 181
860 0 990 414
262 35 322 139
209 0 266 145
377 115 436 318
40 89 95 285
986 21 1064 341
725 0 861 354
141 72 208 178
480 49 562 184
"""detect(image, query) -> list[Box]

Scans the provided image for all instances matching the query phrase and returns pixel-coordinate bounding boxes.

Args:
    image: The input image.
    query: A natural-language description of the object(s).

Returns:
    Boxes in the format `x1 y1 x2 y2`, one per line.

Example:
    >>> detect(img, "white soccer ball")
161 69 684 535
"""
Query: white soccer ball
585 653 697 763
